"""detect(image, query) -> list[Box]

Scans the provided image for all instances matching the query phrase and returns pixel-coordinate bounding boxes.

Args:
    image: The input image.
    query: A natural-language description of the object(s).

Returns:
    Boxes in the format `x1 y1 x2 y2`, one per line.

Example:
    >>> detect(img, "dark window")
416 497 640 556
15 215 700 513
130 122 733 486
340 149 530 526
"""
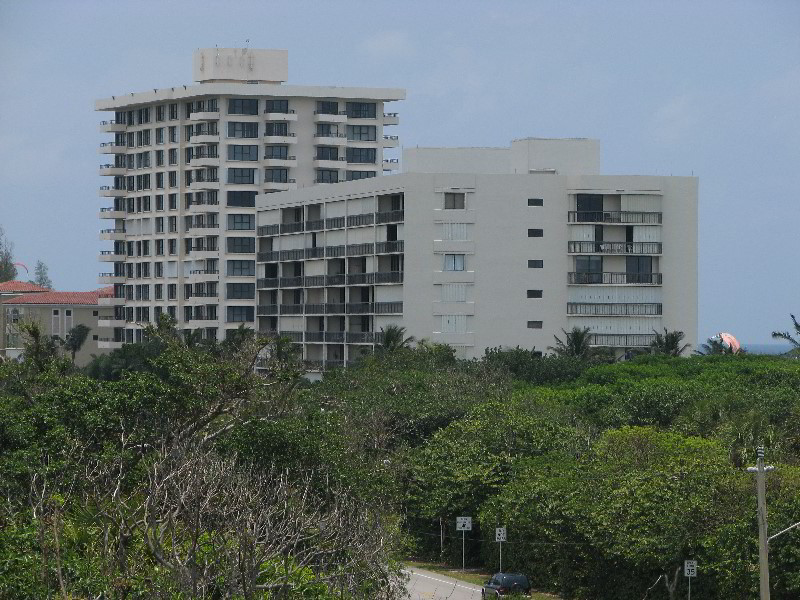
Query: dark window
316 169 338 184
227 168 255 184
226 306 254 322
527 290 543 298
346 102 376 118
227 121 258 138
265 122 289 136
228 98 259 115
528 228 543 237
576 193 603 221
227 214 255 230
227 191 256 207
316 100 338 114
264 168 288 183
316 146 339 160
346 125 376 141
264 145 288 159
346 147 376 164
317 123 338 137
528 259 543 268
346 171 376 181
576 256 603 273
445 193 465 209
528 198 544 206
226 237 255 253
227 145 258 161
227 283 255 299
227 260 255 276
264 99 289 113
626 256 652 274
527 321 543 329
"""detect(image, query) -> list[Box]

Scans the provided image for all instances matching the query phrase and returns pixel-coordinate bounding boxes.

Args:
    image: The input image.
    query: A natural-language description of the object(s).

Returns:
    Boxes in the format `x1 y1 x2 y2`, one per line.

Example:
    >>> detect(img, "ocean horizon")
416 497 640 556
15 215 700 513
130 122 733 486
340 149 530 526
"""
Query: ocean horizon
742 343 795 355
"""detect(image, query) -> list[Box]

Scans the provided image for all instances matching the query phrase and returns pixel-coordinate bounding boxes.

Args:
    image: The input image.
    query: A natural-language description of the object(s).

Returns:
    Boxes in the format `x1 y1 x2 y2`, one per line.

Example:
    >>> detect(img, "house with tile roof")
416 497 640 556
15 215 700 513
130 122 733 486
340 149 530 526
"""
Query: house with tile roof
0 286 115 366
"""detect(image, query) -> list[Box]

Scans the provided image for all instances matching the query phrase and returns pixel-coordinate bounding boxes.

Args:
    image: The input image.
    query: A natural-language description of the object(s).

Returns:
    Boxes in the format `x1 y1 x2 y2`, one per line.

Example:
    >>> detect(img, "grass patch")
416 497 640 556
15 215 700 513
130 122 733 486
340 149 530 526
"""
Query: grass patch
404 561 560 599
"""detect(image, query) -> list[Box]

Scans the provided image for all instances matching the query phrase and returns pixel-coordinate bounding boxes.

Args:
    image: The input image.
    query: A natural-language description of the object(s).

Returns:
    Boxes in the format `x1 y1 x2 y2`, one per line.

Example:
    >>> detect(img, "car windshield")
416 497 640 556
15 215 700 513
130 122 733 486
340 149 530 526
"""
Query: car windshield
502 574 528 587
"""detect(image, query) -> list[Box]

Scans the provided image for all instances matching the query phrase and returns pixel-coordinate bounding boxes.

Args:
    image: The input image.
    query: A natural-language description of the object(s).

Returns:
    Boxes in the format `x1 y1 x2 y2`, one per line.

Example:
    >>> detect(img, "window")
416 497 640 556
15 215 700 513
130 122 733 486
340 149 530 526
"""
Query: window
228 98 259 115
442 223 468 241
264 168 288 183
316 146 338 160
167 284 177 300
64 309 73 331
441 283 467 302
316 123 338 137
155 128 164 144
168 171 177 187
154 261 163 277
527 321 543 329
443 254 465 271
227 168 255 184
528 259 543 268
155 194 164 210
168 103 178 120
441 314 467 334
168 193 177 210
528 198 544 206
346 147 376 164
156 172 164 189
227 260 255 276
316 169 338 184
316 100 338 115
228 121 258 138
226 237 255 253
346 125 376 141
155 150 164 166
444 193 466 210
227 306 254 322
155 105 165 121
168 126 177 143
346 102 376 118
227 214 255 230
168 216 177 232
527 290 543 298
264 99 289 113
227 191 256 207
576 256 603 273
51 309 60 336
227 283 255 299
168 148 178 165
168 239 177 255
264 145 288 159
528 228 543 237
265 122 289 136
346 171 376 181
228 145 258 161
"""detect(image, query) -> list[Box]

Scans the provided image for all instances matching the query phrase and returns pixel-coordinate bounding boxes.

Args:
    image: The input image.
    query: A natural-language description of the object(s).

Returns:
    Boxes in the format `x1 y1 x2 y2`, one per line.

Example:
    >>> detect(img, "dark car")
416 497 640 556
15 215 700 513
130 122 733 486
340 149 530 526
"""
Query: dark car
481 572 531 597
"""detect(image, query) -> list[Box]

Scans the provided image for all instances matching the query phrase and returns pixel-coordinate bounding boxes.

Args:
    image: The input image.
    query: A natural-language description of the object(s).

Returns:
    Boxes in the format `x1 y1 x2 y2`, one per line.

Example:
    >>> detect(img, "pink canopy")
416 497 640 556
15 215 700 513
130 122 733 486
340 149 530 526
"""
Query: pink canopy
717 332 741 353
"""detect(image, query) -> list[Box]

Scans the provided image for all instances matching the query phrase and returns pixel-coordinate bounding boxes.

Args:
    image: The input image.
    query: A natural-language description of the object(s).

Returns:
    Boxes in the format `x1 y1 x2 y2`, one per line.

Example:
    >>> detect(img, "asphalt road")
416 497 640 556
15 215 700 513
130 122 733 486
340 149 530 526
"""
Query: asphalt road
404 567 485 600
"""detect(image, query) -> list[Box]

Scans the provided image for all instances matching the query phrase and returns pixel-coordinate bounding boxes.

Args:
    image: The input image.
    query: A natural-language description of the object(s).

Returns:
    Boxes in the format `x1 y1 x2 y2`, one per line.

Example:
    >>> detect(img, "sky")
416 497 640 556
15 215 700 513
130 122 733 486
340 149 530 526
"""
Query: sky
0 0 797 345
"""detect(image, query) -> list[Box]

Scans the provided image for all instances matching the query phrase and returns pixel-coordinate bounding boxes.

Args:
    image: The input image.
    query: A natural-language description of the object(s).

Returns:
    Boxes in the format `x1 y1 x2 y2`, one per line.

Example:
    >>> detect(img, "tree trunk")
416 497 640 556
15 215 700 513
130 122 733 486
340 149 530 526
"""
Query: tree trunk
664 565 681 600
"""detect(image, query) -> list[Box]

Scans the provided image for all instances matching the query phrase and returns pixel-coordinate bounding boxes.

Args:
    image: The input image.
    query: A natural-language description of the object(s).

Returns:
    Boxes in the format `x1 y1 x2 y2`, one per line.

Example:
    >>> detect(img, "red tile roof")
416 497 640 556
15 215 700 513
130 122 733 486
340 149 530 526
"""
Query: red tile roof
1 287 112 306
0 281 51 293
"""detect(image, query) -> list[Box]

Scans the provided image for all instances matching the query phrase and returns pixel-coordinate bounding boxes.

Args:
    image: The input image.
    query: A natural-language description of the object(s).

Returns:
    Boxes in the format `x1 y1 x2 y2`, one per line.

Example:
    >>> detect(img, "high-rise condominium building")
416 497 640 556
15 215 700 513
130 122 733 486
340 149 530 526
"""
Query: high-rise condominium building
254 138 697 365
96 48 404 347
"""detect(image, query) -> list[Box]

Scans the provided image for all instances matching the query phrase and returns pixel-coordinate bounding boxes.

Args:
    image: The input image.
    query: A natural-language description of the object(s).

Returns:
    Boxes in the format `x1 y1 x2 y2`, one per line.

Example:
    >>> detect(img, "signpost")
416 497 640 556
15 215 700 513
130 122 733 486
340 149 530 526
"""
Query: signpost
684 560 697 600
496 527 507 572
456 517 472 571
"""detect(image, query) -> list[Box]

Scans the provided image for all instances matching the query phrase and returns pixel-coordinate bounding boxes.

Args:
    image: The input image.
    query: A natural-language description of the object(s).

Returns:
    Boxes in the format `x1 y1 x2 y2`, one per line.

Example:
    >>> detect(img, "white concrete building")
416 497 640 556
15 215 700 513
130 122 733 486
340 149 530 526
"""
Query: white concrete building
255 139 697 365
96 48 403 346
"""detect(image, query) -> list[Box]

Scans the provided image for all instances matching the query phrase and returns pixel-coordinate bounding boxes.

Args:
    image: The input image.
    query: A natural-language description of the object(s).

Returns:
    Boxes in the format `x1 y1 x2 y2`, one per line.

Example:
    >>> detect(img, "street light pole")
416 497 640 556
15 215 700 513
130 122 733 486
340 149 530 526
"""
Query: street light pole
747 446 775 600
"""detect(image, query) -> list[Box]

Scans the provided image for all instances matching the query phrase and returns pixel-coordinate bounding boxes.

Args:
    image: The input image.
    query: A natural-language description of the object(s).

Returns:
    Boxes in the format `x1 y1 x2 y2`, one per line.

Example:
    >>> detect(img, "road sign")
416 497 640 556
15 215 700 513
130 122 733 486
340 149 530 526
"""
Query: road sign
684 560 697 577
456 516 472 531
496 527 507 542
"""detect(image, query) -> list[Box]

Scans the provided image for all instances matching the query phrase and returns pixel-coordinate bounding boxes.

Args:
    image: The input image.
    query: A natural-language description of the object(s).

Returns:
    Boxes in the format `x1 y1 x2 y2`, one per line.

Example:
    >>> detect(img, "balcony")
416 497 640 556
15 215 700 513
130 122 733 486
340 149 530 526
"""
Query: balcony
264 179 297 192
257 277 278 289
98 142 126 154
258 224 280 236
382 135 400 148
279 304 304 315
263 133 297 144
190 248 220 260
99 228 126 241
376 210 404 224
589 333 656 348
279 276 304 288
98 272 126 284
98 317 126 328
567 303 663 316
97 338 124 349
187 198 220 212
264 109 298 121
314 133 348 146
98 250 125 262
99 186 126 197
188 178 220 191
304 275 325 287
263 156 297 168
191 155 220 168
347 242 374 256
305 331 325 342
383 112 400 126
568 272 663 285
347 213 374 227
98 207 126 219
257 304 279 316
374 271 403 284
98 120 126 133
567 241 662 255
99 164 126 176
313 157 347 170
568 211 662 225
314 110 348 123
325 216 346 229
98 295 125 306
382 158 400 171
188 133 220 146
189 110 220 122
376 240 404 254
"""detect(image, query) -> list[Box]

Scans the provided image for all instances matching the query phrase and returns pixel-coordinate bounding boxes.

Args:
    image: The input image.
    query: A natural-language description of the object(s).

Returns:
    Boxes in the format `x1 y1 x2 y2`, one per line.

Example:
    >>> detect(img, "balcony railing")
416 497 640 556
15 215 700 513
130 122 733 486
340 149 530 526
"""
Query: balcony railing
189 269 219 275
258 224 280 236
589 333 656 347
257 304 278 316
325 216 346 229
347 213 374 227
567 241 662 254
257 272 401 288
261 302 403 316
306 219 324 231
567 303 663 316
567 211 662 224
279 304 304 315
347 243 374 256
279 276 304 288
374 271 403 284
305 331 325 342
280 222 304 234
376 240 404 254
376 210 404 224
305 247 324 259
346 272 374 285
568 272 663 285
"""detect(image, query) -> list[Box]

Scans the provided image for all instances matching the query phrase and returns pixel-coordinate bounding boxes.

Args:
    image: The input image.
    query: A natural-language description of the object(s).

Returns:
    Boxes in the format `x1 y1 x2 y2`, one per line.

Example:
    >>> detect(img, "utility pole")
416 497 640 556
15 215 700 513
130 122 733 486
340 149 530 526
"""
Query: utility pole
747 446 775 600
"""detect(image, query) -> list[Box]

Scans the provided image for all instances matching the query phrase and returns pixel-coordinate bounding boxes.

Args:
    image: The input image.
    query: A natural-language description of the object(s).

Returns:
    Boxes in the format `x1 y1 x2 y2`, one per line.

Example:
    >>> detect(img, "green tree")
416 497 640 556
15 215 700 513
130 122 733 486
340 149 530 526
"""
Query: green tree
772 314 800 355
379 324 416 352
0 225 17 282
695 337 737 355
63 324 90 363
650 328 690 356
31 260 52 289
548 326 594 359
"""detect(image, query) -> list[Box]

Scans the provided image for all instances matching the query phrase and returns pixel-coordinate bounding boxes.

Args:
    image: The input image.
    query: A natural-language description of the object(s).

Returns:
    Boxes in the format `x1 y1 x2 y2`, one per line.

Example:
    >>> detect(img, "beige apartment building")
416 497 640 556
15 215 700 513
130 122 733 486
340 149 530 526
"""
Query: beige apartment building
96 48 403 346
254 139 698 365
0 285 114 366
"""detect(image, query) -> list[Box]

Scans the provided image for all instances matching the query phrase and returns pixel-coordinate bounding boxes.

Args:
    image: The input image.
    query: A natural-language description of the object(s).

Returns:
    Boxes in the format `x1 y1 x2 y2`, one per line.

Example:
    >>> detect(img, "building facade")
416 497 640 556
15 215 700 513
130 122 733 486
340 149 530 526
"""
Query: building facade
254 139 698 365
96 48 403 346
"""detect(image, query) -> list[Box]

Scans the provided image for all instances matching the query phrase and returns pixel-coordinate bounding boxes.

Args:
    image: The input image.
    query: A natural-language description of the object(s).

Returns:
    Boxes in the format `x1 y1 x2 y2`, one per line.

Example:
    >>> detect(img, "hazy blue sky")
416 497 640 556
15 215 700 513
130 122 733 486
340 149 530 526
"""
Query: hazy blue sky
0 0 797 344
